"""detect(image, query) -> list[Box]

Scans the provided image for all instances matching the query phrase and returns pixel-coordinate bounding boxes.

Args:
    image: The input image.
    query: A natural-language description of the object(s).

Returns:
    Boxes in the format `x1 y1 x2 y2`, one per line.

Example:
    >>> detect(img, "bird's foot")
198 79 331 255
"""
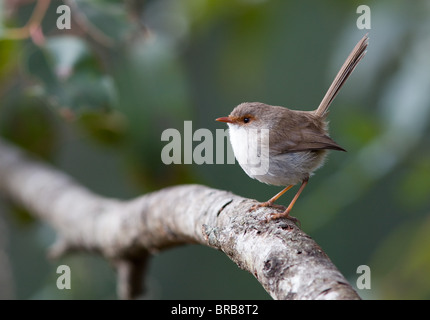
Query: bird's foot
266 209 301 227
248 201 286 212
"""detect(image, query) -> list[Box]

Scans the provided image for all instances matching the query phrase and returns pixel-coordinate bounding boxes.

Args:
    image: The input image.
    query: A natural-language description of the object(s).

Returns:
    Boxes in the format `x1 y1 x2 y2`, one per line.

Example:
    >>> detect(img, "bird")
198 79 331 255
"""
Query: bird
216 34 368 223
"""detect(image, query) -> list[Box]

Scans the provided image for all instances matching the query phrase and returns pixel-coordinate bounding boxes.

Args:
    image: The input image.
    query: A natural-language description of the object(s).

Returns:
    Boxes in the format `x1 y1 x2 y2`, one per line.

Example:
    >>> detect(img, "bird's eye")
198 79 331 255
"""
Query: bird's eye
243 117 250 123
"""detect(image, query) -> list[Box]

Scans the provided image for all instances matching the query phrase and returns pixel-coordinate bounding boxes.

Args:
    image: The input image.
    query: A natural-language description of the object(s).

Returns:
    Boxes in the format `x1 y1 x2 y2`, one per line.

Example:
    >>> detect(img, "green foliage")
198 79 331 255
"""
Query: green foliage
371 218 430 299
77 110 126 146
0 93 57 160
24 36 114 111
397 153 430 210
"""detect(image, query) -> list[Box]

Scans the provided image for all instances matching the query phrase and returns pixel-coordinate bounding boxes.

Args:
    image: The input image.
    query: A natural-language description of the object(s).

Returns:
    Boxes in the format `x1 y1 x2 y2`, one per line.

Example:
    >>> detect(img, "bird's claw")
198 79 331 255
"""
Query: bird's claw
248 202 286 212
266 211 301 228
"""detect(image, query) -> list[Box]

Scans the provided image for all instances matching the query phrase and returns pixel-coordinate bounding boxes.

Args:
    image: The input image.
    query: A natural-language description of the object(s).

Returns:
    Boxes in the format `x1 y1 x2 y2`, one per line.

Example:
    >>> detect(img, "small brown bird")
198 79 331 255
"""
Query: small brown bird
216 35 368 223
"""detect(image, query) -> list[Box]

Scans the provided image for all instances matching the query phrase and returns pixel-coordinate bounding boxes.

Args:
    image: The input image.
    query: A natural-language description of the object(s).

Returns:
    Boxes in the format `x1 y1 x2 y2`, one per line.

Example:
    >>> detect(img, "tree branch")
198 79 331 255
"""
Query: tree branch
0 138 360 300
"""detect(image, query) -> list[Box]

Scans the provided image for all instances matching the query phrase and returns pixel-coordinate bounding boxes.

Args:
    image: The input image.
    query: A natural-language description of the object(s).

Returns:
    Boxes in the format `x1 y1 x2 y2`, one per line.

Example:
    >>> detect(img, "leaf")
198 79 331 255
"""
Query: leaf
45 36 90 80
23 39 115 112
0 39 20 80
75 0 133 42
0 98 57 160
78 110 126 146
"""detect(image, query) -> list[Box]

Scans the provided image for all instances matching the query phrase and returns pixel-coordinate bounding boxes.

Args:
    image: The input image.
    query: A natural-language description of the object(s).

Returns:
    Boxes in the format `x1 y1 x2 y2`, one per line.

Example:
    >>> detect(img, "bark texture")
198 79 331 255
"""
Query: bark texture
0 138 360 300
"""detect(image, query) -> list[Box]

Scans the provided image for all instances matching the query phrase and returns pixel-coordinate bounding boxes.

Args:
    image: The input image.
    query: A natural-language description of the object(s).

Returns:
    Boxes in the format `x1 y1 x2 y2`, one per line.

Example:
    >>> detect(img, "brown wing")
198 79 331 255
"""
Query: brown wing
284 133 346 152
269 110 346 154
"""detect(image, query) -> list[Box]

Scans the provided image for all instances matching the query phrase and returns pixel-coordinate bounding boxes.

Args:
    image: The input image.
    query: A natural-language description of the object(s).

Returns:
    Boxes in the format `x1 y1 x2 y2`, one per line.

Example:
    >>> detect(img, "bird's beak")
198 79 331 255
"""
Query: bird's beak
215 116 233 123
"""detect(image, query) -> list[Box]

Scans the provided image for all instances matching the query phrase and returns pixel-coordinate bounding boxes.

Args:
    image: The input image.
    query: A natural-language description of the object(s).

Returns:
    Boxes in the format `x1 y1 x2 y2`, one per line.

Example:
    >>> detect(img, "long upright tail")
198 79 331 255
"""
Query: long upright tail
314 34 369 117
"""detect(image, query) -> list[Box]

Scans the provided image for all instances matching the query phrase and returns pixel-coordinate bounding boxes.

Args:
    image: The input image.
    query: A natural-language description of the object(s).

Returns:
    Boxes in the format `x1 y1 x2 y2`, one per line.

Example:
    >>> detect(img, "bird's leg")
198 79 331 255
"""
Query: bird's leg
249 185 293 212
267 178 309 223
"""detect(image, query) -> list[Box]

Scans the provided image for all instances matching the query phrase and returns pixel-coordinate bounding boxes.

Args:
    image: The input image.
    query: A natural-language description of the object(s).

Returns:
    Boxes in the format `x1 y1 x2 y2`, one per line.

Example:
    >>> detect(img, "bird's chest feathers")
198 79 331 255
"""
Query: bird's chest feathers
228 125 270 175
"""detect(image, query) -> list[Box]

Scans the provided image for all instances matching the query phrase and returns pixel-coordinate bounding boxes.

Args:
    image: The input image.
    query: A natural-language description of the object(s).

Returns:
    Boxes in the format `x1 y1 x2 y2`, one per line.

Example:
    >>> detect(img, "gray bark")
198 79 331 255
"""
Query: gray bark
0 138 360 300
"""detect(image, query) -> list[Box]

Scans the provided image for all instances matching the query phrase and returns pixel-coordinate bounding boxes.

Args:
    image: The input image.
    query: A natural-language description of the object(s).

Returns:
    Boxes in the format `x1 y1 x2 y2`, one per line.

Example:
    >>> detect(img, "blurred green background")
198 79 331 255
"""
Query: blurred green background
0 0 429 300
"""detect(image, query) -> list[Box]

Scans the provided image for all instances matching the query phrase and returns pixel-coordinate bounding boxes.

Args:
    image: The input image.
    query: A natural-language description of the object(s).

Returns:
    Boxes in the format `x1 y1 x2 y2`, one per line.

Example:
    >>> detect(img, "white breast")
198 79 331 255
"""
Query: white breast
228 124 327 186
228 124 270 179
